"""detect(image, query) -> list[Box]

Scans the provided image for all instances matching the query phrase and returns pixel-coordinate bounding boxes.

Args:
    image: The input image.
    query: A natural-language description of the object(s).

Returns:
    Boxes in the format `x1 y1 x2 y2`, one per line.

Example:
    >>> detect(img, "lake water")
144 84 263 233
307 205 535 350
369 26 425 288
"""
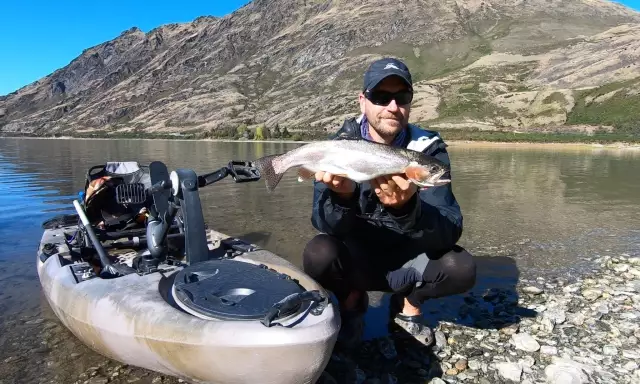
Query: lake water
0 137 639 383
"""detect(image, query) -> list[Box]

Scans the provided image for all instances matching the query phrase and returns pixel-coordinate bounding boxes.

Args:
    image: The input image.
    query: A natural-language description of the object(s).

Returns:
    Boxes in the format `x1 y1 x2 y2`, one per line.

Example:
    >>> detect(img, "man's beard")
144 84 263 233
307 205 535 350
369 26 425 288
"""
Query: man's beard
370 115 406 139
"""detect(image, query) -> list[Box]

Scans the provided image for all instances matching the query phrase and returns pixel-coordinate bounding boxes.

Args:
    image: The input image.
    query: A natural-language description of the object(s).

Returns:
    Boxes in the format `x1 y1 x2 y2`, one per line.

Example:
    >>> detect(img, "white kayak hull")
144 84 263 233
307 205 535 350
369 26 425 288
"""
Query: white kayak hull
36 225 340 384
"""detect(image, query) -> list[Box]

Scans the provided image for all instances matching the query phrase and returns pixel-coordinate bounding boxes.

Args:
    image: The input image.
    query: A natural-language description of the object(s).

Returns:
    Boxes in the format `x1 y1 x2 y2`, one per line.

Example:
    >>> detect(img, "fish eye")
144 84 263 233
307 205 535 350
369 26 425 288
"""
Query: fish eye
430 165 439 173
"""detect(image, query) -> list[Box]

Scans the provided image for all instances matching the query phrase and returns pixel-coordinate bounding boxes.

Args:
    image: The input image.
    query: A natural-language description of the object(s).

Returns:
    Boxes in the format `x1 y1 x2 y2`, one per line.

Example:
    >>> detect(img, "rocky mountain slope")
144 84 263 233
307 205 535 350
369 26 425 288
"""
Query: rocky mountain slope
1 0 639 137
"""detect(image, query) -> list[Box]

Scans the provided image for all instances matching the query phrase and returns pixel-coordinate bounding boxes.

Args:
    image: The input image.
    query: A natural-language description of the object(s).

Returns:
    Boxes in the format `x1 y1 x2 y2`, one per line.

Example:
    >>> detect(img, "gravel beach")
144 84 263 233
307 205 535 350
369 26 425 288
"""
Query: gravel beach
318 254 640 384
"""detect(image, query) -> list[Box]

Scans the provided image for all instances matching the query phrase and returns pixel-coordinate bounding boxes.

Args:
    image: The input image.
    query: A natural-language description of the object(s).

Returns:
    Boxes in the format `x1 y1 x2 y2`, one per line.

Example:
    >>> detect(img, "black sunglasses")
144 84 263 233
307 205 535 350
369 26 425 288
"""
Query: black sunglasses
364 89 413 106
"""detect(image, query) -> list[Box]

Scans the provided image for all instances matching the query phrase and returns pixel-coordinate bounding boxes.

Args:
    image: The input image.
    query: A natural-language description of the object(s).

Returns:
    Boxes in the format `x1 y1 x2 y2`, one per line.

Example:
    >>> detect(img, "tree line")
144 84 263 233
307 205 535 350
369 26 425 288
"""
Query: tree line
204 123 307 141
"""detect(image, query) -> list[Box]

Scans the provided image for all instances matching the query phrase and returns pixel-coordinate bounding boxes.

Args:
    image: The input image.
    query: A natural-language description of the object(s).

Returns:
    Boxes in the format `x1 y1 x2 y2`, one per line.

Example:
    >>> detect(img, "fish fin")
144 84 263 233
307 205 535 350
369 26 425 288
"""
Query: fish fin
404 165 429 186
297 167 315 182
404 165 426 182
254 154 285 192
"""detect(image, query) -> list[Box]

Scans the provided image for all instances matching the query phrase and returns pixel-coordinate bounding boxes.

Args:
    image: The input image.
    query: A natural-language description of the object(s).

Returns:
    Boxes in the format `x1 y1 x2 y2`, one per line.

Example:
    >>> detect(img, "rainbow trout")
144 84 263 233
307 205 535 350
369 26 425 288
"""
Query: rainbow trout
253 139 451 192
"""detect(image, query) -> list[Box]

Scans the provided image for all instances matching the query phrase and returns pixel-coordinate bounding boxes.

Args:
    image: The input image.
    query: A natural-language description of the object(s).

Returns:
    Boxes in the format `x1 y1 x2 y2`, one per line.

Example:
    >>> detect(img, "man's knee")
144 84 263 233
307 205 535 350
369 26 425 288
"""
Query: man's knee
302 234 342 278
440 245 477 293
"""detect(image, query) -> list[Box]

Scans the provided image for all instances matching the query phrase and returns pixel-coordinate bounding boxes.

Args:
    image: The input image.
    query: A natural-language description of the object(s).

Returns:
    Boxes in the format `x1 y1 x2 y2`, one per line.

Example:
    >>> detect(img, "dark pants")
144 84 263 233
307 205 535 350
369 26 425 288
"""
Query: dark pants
302 234 477 308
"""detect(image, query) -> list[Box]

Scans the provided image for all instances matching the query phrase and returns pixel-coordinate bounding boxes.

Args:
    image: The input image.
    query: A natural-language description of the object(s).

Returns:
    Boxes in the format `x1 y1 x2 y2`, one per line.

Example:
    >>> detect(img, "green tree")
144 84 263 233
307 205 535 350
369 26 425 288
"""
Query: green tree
281 126 291 138
225 126 236 138
255 125 265 140
272 124 281 138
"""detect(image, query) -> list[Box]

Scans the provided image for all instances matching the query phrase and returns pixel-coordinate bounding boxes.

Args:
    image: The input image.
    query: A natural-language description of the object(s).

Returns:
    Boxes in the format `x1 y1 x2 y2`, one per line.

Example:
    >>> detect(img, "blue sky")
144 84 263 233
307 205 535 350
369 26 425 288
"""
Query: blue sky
0 0 251 96
1 0 639 96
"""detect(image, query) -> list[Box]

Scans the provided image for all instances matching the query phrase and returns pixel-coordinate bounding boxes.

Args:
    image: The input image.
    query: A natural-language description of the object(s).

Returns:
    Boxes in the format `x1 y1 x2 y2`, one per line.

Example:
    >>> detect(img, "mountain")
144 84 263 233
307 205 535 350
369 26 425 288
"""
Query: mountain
1 0 640 138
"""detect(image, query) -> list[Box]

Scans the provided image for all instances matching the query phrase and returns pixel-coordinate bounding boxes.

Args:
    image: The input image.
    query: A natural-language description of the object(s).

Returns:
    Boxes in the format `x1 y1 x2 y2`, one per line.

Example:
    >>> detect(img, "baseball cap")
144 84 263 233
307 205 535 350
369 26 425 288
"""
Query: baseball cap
362 58 413 92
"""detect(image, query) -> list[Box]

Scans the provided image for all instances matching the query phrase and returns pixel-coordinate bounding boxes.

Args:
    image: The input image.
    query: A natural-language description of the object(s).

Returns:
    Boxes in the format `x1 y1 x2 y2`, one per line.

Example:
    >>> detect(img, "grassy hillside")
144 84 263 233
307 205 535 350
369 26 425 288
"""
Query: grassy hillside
567 79 640 134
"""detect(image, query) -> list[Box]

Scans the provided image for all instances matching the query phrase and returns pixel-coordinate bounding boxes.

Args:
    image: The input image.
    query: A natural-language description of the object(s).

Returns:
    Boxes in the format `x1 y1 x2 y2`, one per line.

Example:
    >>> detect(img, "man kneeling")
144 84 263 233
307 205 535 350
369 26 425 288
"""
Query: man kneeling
302 58 476 350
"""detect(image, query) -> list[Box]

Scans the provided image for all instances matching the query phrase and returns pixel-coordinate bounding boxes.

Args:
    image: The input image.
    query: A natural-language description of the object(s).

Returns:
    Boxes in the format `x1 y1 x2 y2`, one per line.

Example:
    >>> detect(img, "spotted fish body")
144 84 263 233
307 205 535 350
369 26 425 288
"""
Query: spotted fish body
253 139 451 192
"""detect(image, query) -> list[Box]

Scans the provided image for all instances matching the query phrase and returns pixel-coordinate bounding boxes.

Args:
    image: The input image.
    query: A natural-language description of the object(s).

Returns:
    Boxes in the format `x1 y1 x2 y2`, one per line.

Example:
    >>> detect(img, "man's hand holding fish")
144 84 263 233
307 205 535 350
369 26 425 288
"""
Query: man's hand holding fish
314 171 356 200
370 174 418 210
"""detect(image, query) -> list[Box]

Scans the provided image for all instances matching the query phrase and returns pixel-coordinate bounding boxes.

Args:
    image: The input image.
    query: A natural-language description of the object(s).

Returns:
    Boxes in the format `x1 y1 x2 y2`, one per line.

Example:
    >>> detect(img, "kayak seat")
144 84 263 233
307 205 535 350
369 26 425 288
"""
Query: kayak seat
83 162 153 231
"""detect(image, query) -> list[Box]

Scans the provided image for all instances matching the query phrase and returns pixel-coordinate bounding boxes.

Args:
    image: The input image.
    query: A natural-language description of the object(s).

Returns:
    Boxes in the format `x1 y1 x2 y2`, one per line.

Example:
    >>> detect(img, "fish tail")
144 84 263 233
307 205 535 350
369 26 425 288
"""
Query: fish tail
254 154 286 192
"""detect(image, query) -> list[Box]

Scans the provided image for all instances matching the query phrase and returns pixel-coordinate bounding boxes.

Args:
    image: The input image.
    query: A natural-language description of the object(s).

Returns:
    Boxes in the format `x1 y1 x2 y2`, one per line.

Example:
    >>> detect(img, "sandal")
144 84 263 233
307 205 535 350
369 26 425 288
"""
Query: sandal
390 312 434 347
387 293 434 347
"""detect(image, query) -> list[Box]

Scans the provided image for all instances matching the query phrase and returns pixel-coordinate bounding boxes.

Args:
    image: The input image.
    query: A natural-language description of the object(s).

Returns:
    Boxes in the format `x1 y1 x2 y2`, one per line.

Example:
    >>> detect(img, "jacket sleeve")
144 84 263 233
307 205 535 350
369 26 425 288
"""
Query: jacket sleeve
310 180 359 236
309 117 362 236
385 138 463 253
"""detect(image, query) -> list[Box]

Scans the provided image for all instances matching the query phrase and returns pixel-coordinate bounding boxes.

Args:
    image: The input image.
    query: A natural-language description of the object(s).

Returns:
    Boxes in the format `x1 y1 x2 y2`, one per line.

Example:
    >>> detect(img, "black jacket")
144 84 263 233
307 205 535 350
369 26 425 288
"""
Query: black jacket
310 117 463 254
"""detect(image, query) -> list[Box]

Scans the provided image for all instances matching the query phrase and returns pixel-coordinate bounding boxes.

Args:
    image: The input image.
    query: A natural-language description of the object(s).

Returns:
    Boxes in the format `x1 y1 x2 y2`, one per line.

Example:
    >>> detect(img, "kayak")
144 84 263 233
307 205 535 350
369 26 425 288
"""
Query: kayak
35 161 339 384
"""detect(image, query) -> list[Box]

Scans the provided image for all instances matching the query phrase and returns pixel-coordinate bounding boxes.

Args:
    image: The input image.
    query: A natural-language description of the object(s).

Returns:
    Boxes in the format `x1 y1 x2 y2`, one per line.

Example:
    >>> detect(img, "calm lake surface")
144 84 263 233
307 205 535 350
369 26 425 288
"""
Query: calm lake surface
0 137 639 383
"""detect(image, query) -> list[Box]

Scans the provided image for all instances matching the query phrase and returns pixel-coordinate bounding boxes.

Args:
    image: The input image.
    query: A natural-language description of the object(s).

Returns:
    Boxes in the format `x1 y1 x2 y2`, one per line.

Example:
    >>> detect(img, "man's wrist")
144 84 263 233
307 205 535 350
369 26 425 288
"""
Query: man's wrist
331 184 358 205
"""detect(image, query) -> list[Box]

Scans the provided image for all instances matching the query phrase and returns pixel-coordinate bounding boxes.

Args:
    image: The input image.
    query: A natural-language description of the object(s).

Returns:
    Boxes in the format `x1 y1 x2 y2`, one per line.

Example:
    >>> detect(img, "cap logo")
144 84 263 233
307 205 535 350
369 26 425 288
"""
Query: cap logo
384 63 400 70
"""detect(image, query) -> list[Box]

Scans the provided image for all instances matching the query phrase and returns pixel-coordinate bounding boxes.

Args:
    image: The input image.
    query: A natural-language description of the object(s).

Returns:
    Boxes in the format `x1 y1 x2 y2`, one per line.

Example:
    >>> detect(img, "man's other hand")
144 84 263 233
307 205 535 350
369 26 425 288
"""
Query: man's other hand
315 171 356 199
371 174 418 209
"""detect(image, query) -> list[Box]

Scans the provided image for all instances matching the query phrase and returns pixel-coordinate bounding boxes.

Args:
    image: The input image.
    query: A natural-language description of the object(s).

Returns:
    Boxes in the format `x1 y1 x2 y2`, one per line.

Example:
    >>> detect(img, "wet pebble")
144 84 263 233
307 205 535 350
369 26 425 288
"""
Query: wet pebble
523 286 543 295
603 345 618 356
544 357 592 384
519 355 535 368
582 289 602 301
467 360 481 371
3 356 19 363
434 331 447 351
495 362 522 381
499 323 519 336
511 333 540 352
445 368 458 375
30 346 52 354
454 359 467 371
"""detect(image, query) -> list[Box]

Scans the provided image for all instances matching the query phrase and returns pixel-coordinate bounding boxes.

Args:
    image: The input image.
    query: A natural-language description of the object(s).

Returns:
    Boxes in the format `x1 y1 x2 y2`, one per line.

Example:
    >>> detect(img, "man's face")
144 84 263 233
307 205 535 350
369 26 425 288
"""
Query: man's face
359 76 412 141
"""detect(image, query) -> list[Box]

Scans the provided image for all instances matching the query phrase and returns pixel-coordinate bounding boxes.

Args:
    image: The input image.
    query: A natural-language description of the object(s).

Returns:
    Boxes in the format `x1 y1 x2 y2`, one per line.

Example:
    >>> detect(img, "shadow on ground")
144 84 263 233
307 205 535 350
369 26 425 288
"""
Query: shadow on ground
364 254 537 339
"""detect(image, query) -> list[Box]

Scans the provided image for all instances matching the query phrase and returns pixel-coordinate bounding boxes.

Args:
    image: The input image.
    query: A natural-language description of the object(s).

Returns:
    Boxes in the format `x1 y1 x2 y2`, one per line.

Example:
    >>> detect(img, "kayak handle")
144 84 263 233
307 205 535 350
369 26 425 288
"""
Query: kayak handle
148 160 260 191
261 290 326 328
197 161 261 188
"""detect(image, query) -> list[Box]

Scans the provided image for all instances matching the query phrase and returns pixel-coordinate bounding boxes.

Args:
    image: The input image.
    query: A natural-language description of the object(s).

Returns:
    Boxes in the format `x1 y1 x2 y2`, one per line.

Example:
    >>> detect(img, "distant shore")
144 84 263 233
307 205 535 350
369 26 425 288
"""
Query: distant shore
447 140 640 151
2 133 640 151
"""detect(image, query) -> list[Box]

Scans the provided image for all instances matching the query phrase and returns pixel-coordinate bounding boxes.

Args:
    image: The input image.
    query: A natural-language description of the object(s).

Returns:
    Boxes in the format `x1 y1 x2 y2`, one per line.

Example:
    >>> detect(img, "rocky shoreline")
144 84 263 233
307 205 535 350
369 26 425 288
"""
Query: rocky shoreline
2 255 638 384
319 255 640 384
4 135 640 150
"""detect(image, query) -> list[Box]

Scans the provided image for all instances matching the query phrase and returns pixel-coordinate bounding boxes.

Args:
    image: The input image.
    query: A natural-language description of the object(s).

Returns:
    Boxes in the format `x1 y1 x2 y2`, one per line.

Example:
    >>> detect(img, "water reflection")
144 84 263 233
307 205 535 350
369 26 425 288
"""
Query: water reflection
2 138 639 272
